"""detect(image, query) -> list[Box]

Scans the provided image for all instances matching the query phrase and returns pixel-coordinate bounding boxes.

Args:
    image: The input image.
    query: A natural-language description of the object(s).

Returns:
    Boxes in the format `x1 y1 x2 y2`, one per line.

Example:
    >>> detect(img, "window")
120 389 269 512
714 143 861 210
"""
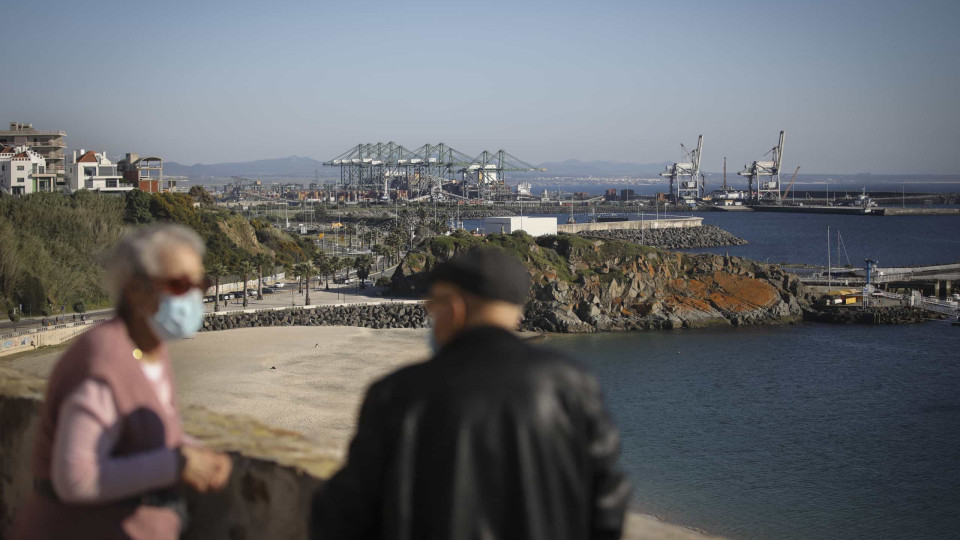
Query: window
39 166 44 173
17 165 24 171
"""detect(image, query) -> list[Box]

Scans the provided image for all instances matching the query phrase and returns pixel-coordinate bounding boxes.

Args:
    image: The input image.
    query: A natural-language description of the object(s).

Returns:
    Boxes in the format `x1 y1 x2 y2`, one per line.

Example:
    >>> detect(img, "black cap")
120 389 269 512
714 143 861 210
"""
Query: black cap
429 246 530 305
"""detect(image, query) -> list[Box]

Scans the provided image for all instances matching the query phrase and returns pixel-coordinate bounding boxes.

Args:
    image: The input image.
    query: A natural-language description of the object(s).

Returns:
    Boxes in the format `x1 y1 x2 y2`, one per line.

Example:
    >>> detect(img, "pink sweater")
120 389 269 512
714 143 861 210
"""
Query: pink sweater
50 361 181 503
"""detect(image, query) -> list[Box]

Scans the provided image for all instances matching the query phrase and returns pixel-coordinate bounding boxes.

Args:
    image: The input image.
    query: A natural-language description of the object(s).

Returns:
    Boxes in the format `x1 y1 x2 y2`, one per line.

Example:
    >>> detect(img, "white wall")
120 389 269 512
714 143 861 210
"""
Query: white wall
0 148 46 195
484 216 558 237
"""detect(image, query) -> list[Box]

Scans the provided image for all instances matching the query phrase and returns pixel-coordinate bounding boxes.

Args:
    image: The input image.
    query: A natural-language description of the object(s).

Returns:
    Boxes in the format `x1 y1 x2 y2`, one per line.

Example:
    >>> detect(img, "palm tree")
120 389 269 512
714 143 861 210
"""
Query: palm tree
371 244 386 272
234 259 256 308
329 255 343 283
313 252 330 290
206 258 227 313
294 261 314 306
363 228 377 250
292 263 304 294
354 255 374 289
252 253 273 300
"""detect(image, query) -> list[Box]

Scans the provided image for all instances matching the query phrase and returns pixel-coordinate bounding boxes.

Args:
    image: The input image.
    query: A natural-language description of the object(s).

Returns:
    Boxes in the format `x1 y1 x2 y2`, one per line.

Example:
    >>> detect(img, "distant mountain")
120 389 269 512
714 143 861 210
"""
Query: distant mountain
163 155 326 179
530 159 672 177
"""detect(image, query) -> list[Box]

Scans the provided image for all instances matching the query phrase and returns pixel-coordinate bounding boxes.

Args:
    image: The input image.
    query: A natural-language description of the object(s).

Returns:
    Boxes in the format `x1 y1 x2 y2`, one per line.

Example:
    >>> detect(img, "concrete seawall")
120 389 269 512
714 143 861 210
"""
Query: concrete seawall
0 319 108 358
558 216 703 234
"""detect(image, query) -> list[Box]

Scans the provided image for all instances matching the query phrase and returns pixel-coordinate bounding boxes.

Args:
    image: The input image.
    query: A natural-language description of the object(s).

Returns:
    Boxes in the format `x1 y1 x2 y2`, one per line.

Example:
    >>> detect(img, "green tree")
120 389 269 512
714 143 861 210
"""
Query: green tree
371 244 387 272
353 255 374 289
206 257 227 313
252 252 273 300
123 189 154 224
294 261 314 305
188 185 214 206
234 259 256 308
7 308 20 328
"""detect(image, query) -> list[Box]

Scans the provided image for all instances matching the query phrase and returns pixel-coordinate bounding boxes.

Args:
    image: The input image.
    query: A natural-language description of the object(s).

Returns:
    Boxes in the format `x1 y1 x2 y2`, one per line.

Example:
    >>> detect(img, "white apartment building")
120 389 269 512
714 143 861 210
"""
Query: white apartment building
67 150 133 193
0 145 54 195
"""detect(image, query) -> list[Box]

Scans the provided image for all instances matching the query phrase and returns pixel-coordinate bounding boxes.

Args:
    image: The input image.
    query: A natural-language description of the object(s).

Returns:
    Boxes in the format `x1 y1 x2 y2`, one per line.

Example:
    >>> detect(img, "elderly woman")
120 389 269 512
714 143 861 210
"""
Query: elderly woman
13 224 232 540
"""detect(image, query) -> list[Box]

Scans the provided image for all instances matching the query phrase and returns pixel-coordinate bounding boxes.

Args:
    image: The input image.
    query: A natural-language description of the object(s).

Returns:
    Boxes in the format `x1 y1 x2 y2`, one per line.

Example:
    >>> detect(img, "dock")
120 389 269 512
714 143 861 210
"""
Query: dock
746 205 958 216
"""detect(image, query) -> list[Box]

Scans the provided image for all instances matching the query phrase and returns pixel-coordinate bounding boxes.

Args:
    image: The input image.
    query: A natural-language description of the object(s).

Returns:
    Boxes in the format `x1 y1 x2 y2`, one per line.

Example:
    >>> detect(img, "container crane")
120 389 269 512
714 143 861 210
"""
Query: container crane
660 135 704 203
739 130 785 203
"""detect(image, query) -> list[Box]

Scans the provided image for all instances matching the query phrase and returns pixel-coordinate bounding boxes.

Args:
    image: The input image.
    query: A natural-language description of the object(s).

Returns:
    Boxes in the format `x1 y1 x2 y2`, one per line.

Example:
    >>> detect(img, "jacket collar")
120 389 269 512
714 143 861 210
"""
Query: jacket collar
434 325 520 360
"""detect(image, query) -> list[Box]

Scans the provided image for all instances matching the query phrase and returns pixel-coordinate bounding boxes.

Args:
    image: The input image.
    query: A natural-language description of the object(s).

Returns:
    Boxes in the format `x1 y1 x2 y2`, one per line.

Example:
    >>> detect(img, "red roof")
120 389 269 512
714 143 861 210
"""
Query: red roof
77 151 98 163
0 146 15 154
12 152 30 159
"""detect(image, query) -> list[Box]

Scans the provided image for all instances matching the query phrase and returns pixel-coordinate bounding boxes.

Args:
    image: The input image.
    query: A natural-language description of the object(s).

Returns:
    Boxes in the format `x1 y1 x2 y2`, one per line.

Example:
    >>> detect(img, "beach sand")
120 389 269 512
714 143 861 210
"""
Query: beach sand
4 326 430 458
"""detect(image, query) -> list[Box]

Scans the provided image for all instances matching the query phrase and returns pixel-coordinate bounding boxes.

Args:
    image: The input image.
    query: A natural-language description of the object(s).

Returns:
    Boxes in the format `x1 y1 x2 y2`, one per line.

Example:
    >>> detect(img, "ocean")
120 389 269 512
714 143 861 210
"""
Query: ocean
551 321 960 540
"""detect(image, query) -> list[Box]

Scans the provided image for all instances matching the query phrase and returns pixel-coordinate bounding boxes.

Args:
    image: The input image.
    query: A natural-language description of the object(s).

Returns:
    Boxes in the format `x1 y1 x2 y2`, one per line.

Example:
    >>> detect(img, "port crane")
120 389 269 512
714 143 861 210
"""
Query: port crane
660 135 703 202
739 130 785 202
227 176 262 201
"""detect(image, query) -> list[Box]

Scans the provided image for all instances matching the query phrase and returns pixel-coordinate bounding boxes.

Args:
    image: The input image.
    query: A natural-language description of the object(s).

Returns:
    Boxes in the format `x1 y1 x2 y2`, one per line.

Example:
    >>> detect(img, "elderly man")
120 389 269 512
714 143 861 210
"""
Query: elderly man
13 224 232 540
311 246 630 540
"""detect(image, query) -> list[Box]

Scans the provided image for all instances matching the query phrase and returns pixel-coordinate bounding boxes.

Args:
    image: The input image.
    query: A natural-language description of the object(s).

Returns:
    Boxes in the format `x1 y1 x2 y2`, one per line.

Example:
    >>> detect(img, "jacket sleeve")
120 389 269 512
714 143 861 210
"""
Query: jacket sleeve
310 381 387 540
583 373 631 540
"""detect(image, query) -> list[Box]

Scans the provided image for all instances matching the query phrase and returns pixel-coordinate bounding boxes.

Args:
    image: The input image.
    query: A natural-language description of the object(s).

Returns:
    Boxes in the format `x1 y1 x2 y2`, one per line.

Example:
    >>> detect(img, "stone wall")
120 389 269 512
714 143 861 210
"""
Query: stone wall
581 225 748 250
202 302 427 332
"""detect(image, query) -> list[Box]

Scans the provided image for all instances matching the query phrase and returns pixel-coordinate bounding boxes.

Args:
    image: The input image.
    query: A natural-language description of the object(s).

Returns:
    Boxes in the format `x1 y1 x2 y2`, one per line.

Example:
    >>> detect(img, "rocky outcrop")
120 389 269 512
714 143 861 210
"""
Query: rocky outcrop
390 232 809 333
803 306 946 325
582 225 748 249
202 303 427 332
522 251 805 333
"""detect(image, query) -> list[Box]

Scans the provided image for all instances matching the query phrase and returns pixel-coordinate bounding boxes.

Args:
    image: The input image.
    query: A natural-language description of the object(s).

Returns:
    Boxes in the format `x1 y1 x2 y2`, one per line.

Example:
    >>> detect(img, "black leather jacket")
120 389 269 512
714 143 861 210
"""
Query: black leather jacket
311 326 630 540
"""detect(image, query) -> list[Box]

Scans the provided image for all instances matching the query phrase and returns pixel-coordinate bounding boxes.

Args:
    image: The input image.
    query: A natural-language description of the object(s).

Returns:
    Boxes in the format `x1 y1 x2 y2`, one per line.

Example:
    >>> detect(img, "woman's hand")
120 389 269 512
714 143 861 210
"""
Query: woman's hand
179 446 232 493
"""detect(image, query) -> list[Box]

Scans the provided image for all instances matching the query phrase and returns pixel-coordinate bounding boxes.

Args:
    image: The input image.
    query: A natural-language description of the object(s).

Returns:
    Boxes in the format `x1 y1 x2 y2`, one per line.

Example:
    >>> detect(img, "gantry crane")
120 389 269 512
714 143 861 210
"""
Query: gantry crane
739 130 785 203
660 135 704 202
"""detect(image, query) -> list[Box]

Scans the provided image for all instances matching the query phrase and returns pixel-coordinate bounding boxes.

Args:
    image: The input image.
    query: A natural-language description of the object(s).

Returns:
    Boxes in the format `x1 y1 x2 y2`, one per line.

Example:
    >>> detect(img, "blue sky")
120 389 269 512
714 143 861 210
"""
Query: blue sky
2 0 958 174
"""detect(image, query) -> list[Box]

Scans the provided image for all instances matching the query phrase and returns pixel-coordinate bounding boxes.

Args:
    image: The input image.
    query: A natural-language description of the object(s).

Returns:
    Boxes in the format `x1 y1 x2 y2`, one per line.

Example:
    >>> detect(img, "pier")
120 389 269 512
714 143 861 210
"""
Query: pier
746 205 958 216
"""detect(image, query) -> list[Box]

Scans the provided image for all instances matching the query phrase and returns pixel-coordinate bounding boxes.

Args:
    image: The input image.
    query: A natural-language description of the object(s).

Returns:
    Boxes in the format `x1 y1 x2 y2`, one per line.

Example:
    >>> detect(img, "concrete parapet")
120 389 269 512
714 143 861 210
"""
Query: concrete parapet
558 217 703 234
0 320 108 358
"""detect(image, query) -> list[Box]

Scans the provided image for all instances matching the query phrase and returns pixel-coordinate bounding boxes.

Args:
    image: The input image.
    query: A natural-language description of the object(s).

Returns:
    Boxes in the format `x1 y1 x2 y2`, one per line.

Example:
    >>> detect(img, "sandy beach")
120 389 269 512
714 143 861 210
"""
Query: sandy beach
3 326 431 458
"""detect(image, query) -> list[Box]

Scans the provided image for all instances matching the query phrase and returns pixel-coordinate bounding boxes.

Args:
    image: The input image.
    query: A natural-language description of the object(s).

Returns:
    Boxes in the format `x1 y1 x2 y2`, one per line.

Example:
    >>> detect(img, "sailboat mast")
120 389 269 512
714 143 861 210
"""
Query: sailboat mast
827 225 832 292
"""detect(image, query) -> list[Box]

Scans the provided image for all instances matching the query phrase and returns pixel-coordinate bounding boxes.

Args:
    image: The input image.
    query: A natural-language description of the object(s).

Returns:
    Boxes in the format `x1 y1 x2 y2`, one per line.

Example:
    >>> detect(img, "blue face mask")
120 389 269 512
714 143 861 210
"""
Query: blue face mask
149 289 204 341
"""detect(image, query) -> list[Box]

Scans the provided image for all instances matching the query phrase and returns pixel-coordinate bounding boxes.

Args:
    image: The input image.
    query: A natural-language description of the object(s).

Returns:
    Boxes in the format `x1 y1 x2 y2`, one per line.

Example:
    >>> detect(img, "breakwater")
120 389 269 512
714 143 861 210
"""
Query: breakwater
803 305 946 324
582 225 748 249
201 302 428 332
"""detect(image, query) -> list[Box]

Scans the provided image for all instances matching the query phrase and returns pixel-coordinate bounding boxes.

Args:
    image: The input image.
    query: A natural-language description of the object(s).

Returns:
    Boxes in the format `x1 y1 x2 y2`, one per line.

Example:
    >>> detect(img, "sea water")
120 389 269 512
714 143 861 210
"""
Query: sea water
551 321 960 540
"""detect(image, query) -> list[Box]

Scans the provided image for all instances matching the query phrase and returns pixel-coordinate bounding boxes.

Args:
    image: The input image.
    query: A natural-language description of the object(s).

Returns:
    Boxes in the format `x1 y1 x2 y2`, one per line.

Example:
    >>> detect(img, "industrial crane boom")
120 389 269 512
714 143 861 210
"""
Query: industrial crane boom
782 166 801 199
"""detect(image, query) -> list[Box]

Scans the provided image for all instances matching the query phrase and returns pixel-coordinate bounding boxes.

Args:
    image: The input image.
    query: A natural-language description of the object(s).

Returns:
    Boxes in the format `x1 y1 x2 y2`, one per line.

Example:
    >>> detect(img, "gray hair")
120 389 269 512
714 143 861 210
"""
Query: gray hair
103 224 206 304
